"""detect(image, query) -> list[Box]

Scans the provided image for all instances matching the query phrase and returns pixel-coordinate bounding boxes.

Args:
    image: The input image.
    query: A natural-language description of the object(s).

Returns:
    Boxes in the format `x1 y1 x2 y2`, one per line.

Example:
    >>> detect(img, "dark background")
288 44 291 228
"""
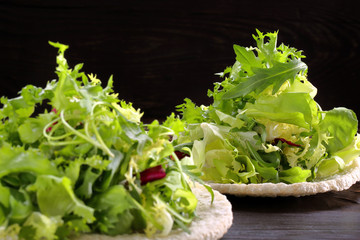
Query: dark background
1 0 359 122
1 2 360 240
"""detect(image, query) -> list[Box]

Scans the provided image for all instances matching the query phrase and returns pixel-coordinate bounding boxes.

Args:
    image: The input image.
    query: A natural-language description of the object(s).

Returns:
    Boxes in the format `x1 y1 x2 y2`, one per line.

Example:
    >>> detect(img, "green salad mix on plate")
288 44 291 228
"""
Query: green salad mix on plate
0 42 207 240
166 30 360 184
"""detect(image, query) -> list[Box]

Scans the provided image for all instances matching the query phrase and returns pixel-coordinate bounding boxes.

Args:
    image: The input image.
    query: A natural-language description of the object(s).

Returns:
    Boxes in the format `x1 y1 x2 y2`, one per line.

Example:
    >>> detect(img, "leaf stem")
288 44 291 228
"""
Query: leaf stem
90 102 115 158
60 110 114 158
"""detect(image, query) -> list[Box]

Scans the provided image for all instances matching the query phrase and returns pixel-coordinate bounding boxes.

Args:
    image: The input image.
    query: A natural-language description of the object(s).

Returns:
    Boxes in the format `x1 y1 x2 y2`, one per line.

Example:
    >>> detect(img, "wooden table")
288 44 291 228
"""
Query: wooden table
222 182 360 239
1 1 360 239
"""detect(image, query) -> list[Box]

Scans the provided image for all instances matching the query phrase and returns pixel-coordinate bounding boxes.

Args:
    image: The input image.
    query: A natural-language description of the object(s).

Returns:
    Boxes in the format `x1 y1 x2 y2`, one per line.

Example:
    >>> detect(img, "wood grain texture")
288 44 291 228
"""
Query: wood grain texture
1 2 360 238
223 182 360 240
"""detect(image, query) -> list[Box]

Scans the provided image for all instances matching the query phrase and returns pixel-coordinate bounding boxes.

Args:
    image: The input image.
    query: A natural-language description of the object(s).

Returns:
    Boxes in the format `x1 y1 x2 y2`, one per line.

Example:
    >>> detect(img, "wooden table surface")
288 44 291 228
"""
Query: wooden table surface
1 1 360 239
222 182 360 239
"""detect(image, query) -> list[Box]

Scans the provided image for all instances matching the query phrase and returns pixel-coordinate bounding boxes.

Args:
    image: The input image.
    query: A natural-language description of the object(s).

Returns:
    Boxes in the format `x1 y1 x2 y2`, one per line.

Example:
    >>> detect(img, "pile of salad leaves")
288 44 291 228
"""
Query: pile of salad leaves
0 42 206 240
166 30 360 184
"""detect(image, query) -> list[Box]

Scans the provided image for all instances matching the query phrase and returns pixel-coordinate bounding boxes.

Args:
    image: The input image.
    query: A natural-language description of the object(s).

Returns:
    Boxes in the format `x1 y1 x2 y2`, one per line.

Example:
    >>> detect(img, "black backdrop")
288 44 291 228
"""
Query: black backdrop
1 0 359 122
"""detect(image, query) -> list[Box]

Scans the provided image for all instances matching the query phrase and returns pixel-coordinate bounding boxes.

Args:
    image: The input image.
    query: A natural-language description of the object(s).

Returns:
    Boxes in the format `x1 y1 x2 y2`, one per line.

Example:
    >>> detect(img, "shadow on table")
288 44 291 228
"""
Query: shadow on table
226 182 360 213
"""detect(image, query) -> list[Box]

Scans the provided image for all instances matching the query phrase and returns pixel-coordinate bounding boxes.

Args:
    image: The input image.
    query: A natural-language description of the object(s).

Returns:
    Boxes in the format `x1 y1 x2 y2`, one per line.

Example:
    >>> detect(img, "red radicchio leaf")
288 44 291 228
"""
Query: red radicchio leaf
46 126 53 133
274 138 302 147
46 108 59 133
170 151 189 160
140 165 166 185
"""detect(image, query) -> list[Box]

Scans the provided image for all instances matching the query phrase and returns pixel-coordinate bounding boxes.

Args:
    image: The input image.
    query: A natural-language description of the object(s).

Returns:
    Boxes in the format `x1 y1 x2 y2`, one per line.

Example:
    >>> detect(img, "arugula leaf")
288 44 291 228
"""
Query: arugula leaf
222 59 307 99
1 41 202 239
174 29 359 185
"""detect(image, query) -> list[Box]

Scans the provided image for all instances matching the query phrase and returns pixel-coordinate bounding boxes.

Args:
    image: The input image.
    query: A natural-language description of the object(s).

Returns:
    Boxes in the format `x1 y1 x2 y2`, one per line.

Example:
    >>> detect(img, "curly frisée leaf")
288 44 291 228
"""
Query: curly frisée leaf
173 29 360 187
23 212 63 240
222 30 307 99
222 59 307 99
0 42 202 239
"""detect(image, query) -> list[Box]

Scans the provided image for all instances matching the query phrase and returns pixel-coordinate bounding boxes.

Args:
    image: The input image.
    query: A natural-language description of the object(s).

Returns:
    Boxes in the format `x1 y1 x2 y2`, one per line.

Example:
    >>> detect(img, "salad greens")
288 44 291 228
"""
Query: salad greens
166 30 360 184
0 42 206 240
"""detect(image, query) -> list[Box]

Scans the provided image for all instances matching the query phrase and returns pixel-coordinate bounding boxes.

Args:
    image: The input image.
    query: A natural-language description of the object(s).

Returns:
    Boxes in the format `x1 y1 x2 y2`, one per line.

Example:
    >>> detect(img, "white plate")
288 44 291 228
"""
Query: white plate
75 184 233 240
209 158 360 197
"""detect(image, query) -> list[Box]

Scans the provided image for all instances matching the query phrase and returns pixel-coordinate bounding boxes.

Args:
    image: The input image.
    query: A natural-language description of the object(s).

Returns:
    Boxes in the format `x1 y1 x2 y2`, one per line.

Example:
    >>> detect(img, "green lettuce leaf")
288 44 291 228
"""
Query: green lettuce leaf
244 92 318 129
232 155 257 183
279 167 311 183
8 189 33 224
215 110 244 129
174 29 359 186
315 156 345 179
319 107 358 153
1 41 202 239
29 175 95 223
0 144 58 179
0 183 10 210
18 114 54 144
23 212 63 240
333 135 360 165
89 185 139 235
